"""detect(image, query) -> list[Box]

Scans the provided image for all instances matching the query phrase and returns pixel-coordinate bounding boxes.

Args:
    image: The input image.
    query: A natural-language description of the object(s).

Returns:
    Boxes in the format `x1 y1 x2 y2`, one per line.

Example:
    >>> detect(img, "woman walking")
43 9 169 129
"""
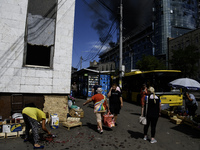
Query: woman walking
83 88 109 134
142 87 161 143
108 83 123 126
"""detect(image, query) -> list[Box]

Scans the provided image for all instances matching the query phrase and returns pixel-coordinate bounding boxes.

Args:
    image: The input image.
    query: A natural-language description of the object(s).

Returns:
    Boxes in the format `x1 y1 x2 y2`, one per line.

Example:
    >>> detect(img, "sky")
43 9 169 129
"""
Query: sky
72 0 118 70
72 0 100 69
72 0 153 70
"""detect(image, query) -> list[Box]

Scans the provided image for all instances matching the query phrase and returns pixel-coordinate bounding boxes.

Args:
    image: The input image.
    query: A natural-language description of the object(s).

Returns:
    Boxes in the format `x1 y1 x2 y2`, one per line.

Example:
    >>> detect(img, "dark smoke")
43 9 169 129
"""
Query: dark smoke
89 0 154 44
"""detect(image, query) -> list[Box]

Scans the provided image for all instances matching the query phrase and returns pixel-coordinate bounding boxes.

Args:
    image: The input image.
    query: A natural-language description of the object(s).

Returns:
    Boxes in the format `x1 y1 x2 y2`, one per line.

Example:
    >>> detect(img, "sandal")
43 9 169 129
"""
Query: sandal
24 138 29 142
33 145 44 149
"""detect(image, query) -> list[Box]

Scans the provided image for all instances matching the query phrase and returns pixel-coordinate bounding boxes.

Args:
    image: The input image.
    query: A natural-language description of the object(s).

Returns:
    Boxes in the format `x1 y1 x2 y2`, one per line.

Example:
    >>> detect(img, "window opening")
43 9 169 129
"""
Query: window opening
24 0 57 68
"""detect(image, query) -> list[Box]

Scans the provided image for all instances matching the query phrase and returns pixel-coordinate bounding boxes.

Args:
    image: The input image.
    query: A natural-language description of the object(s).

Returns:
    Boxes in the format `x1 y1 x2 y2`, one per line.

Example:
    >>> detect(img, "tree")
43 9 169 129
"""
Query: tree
136 55 166 71
170 45 200 78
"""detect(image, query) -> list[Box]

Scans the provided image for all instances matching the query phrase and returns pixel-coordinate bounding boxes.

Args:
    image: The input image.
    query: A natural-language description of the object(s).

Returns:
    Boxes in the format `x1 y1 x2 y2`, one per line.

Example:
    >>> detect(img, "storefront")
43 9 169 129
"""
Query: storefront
72 69 111 99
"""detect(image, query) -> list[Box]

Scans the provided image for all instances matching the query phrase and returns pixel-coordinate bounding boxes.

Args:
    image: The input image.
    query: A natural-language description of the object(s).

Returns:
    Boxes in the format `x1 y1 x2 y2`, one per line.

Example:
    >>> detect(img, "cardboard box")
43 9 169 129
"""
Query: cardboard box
3 125 11 133
50 114 59 129
10 124 22 132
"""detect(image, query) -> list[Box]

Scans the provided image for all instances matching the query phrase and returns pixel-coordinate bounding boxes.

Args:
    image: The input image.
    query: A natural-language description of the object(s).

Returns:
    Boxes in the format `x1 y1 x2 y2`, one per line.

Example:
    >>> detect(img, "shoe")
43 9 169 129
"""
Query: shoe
100 129 103 134
33 145 44 149
24 138 28 142
115 123 117 126
150 139 157 144
97 127 100 131
143 136 147 141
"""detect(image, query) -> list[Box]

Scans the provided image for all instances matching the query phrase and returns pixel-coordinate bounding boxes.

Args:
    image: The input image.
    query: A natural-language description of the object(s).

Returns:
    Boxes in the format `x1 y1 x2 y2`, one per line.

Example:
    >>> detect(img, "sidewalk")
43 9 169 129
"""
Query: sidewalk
0 98 200 150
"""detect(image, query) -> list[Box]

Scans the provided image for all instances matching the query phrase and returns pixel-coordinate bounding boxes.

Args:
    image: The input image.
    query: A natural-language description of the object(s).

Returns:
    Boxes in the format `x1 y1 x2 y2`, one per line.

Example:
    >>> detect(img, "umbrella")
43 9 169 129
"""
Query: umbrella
169 78 200 90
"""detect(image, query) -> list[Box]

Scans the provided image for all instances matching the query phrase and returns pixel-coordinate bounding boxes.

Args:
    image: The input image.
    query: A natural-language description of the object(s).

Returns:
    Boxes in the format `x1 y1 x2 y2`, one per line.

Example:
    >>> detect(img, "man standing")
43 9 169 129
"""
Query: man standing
140 84 147 114
71 82 77 98
92 82 100 95
107 83 123 126
185 91 198 118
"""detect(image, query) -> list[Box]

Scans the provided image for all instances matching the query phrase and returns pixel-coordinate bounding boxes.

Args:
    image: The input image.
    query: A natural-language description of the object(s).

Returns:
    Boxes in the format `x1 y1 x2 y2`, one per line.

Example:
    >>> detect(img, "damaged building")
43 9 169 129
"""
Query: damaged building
0 0 76 121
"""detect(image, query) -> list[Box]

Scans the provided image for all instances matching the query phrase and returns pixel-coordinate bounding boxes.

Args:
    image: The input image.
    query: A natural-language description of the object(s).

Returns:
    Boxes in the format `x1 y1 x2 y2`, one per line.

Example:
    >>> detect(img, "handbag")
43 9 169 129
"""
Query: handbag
103 112 115 128
94 95 106 113
139 116 146 125
139 97 148 125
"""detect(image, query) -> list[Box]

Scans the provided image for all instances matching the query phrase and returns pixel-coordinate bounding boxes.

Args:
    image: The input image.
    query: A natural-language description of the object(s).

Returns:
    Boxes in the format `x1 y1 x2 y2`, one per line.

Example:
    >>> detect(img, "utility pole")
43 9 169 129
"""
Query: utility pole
119 0 123 88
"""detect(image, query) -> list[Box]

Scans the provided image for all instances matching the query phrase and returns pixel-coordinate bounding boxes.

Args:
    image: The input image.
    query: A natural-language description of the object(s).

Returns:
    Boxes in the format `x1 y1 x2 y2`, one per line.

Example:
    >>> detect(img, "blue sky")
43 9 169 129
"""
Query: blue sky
72 0 99 69
72 0 118 69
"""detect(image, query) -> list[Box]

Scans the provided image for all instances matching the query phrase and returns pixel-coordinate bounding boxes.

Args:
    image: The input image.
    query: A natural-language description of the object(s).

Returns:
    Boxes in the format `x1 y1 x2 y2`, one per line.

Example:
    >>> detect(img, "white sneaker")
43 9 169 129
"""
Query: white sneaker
143 136 147 140
100 129 103 134
150 139 157 143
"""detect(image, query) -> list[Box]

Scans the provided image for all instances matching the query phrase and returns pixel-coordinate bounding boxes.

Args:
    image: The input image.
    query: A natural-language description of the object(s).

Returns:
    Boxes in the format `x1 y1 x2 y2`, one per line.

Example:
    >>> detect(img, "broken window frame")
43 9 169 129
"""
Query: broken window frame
23 0 58 69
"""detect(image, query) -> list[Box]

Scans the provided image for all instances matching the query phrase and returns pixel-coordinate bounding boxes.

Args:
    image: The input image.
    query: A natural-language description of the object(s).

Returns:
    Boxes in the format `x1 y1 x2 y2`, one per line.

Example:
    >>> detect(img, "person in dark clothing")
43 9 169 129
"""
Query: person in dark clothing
92 82 100 95
185 91 198 117
107 83 123 125
71 82 77 98
142 86 161 144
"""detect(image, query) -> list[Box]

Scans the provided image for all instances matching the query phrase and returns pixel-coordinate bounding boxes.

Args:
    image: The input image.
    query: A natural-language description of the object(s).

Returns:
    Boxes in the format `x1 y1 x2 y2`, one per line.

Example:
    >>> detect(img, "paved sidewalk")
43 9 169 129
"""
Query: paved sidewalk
0 98 200 150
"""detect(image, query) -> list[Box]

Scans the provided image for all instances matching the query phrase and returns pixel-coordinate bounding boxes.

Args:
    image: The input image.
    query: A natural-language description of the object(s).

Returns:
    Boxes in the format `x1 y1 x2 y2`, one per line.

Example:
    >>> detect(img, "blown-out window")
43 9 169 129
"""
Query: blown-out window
23 0 57 68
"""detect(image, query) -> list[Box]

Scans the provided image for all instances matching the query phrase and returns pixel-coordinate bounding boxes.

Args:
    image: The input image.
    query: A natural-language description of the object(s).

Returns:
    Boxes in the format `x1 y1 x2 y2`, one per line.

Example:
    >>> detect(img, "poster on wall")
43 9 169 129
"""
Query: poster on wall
88 74 99 97
100 74 110 97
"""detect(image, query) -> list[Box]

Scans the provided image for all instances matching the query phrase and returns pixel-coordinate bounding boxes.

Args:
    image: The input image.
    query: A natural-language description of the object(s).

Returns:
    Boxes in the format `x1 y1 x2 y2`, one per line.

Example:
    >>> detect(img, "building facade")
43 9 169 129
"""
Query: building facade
99 25 154 72
168 28 200 79
99 0 199 71
154 0 199 62
0 0 75 120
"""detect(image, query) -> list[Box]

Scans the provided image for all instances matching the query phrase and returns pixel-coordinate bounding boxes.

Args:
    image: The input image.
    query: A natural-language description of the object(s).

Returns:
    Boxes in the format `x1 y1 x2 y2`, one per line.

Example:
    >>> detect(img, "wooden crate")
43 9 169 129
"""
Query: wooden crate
63 117 82 130
177 115 185 120
0 132 5 139
0 132 18 139
0 130 25 139
170 118 182 124
161 110 174 117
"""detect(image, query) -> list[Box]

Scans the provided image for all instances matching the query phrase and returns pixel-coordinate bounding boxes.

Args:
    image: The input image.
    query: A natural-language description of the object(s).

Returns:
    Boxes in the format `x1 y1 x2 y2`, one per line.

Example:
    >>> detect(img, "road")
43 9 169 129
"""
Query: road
0 99 200 150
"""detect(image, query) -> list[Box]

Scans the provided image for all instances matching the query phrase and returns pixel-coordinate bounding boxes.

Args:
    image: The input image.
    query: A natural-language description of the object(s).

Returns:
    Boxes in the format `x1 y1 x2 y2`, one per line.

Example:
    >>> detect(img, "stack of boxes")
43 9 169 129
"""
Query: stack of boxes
0 117 24 138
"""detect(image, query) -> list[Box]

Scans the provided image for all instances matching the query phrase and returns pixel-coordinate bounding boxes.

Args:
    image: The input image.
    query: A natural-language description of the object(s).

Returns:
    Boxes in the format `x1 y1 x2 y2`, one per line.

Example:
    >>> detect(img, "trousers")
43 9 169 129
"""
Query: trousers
23 114 40 144
144 116 158 138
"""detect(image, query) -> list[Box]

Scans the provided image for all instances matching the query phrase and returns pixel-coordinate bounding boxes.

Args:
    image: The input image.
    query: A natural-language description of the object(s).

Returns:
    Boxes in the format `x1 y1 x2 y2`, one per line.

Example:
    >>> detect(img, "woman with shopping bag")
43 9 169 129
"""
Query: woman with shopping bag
141 87 161 144
83 88 109 134
107 83 123 126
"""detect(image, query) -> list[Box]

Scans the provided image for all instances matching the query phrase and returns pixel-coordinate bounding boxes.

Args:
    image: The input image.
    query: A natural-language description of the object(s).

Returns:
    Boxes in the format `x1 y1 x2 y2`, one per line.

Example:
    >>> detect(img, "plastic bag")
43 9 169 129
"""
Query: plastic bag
139 116 147 125
103 113 115 128
68 100 72 108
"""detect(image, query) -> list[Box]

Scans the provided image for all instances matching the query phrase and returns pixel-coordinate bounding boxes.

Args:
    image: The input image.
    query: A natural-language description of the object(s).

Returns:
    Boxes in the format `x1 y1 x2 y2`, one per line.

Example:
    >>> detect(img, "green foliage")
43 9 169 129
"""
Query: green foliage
136 55 166 71
170 45 200 77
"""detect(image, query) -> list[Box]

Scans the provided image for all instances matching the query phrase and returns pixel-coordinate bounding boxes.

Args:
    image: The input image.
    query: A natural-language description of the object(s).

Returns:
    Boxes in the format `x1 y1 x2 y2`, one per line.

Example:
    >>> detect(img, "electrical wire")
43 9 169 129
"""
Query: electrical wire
81 16 119 62
95 0 118 18
81 0 106 19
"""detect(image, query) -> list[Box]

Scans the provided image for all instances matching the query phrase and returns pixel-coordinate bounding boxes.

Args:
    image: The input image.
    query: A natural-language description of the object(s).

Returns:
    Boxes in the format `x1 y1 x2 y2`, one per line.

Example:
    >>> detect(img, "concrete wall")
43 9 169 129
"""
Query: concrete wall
0 0 75 94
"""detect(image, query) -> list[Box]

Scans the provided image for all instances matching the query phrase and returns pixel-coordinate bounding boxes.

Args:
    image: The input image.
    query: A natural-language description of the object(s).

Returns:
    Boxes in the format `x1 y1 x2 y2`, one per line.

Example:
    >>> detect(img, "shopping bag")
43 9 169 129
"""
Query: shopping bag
139 116 147 125
103 113 115 128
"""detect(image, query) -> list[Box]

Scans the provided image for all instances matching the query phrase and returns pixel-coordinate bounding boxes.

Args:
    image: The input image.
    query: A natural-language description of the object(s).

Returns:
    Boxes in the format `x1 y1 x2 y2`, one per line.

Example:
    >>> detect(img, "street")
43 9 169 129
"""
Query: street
0 98 200 150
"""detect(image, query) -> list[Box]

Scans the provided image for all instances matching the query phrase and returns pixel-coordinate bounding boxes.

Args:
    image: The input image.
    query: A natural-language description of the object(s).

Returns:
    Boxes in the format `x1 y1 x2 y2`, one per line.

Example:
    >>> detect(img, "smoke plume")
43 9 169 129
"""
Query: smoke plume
89 0 154 44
